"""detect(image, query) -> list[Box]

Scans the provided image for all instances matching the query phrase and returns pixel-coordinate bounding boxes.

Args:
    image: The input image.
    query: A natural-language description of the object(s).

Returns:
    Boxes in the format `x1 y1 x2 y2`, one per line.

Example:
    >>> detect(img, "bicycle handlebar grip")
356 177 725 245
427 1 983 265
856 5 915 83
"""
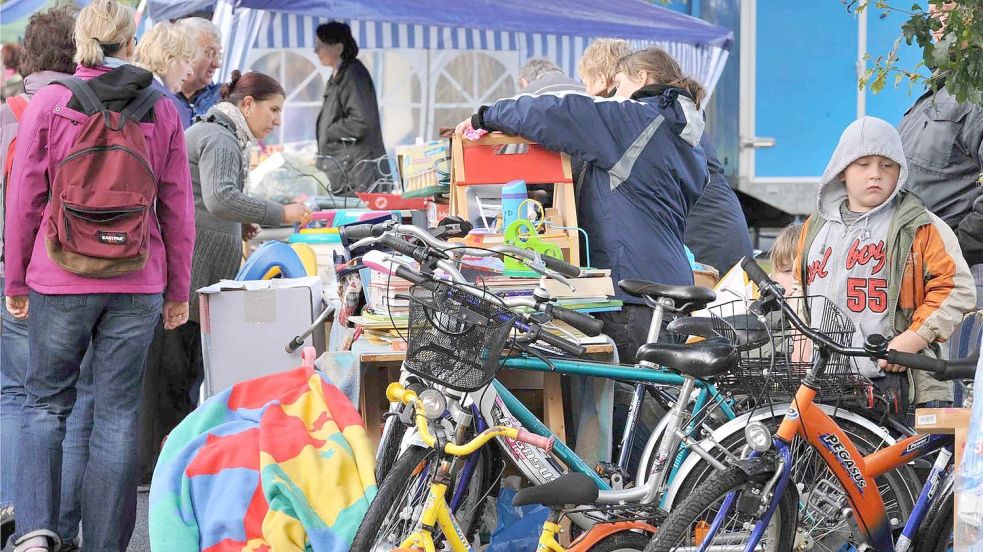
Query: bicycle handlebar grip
741 256 773 288
394 265 427 285
285 336 305 354
939 364 978 381
339 224 375 242
886 350 946 375
379 234 419 257
515 429 554 453
548 305 605 336
536 328 587 357
541 255 582 278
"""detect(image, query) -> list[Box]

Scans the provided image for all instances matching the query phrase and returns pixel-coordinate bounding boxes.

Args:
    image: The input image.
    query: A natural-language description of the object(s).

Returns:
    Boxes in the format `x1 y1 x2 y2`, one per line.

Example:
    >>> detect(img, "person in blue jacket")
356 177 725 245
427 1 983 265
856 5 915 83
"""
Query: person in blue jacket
456 46 709 363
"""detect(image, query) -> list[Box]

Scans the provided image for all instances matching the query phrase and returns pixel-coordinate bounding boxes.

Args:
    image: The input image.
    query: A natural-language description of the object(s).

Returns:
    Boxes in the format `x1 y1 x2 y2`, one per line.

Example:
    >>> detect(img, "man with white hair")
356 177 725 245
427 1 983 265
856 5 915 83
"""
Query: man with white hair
517 57 584 95
173 17 222 128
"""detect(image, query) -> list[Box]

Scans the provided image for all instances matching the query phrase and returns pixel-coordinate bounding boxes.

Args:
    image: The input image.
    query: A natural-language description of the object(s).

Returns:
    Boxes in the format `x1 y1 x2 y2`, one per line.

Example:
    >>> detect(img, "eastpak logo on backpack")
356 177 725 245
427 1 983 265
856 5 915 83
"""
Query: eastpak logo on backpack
46 77 163 277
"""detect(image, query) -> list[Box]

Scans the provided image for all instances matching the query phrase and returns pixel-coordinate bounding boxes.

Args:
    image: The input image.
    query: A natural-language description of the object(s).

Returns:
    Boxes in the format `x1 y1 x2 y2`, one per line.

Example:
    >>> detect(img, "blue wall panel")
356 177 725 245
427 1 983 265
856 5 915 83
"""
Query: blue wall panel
754 0 858 178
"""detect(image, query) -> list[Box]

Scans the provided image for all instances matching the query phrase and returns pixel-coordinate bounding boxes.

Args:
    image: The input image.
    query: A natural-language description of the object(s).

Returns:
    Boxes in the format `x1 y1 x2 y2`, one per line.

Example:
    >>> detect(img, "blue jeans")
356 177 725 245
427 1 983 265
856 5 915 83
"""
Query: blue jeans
13 291 162 551
2 286 95 543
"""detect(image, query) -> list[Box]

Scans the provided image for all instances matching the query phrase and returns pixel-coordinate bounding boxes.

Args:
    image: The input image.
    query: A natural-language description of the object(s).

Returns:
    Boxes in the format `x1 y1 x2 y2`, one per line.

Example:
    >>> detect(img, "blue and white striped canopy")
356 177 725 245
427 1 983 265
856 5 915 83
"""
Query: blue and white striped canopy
213 0 731 94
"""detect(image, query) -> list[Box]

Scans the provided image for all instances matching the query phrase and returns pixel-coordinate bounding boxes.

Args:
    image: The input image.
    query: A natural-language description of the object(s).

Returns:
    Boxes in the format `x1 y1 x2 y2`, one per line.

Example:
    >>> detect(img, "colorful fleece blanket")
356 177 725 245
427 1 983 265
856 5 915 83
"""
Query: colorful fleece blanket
149 367 376 551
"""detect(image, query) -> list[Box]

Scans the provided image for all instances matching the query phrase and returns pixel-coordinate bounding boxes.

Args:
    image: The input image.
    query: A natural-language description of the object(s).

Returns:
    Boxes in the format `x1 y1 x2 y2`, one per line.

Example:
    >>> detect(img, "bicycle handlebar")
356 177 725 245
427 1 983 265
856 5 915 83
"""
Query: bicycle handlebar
741 256 976 380
386 383 554 455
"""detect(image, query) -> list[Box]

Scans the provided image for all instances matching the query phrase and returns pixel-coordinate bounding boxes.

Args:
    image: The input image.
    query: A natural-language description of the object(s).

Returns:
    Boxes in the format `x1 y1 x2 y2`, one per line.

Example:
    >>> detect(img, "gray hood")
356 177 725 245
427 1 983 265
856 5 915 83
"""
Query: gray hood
817 116 908 222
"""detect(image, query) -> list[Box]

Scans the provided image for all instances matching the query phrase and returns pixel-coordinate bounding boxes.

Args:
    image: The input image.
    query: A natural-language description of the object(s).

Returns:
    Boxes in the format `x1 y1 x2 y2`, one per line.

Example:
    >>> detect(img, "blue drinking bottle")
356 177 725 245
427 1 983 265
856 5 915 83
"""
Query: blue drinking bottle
501 179 528 230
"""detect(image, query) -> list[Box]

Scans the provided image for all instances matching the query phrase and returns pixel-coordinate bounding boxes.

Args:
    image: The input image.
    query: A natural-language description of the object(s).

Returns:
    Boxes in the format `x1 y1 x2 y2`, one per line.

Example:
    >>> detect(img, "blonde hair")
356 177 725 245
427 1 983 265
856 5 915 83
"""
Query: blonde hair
74 0 136 67
770 223 804 273
135 22 196 77
578 38 630 86
616 46 706 109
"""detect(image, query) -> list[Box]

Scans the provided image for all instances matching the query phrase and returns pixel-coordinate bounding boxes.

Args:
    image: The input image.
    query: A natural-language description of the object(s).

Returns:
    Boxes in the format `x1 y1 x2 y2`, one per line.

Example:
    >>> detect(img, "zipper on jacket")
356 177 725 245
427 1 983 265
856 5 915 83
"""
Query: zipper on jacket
57 145 155 178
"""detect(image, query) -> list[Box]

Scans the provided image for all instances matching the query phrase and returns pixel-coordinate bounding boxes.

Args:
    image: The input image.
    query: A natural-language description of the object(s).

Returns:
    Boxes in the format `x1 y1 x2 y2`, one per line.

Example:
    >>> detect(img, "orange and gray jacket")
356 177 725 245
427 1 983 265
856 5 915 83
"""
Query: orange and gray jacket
794 190 976 402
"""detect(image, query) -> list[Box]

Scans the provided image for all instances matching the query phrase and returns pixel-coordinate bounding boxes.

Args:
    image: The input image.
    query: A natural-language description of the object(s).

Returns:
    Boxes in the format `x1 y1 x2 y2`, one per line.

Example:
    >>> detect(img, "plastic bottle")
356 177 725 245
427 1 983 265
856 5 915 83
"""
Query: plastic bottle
501 179 528 231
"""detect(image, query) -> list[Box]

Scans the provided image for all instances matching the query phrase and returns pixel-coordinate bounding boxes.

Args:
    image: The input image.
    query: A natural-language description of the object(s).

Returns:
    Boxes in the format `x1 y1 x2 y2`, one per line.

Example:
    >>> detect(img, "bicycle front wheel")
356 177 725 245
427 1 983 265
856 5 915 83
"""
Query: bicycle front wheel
645 465 796 552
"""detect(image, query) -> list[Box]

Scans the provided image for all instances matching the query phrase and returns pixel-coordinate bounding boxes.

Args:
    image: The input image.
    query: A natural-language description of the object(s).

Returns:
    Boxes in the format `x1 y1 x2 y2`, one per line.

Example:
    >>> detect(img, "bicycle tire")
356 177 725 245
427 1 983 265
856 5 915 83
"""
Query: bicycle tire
353 445 495 551
916 486 953 552
645 465 796 552
671 414 919 550
375 415 406 481
583 529 653 552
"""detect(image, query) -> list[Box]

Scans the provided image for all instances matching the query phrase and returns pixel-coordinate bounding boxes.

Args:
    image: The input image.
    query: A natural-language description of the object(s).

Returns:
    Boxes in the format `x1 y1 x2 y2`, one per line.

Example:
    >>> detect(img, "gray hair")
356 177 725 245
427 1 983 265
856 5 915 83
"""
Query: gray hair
175 17 221 44
518 57 564 87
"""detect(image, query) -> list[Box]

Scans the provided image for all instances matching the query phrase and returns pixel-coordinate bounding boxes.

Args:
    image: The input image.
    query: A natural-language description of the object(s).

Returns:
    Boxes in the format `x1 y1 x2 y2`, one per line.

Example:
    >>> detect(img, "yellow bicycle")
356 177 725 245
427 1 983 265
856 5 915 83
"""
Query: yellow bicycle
378 382 655 552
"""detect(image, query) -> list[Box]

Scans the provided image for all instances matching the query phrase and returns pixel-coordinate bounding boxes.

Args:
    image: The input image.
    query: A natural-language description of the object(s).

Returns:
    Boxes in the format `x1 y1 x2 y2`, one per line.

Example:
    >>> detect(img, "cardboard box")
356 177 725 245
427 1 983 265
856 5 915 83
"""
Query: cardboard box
396 140 448 190
199 277 323 398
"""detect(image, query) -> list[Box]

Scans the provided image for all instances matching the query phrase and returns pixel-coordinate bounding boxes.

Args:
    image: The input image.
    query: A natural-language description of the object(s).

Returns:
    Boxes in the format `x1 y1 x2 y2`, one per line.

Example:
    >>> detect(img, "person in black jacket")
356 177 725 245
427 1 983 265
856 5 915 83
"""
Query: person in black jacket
314 21 387 195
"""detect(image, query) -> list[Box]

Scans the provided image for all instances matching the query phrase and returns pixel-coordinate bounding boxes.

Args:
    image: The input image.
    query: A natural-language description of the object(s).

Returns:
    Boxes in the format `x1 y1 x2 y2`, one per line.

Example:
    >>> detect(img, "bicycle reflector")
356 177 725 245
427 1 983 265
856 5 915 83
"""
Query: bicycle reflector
745 422 772 453
418 388 447 421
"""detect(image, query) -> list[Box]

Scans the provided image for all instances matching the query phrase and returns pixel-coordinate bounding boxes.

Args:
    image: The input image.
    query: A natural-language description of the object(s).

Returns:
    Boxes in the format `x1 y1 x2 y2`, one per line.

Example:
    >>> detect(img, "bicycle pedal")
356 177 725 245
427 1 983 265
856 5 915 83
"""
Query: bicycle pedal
595 462 629 490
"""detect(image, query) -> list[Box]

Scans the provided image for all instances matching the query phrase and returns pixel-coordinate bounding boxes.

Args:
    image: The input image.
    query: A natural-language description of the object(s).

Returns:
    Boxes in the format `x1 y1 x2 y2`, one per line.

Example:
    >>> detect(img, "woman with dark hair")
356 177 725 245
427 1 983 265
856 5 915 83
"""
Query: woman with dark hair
165 71 310 434
314 21 386 194
0 7 87 549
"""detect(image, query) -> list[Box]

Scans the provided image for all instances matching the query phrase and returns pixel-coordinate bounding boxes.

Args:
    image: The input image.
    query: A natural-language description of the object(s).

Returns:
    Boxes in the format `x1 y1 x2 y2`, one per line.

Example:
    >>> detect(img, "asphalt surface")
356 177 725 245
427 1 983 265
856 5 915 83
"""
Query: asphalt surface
1 491 150 552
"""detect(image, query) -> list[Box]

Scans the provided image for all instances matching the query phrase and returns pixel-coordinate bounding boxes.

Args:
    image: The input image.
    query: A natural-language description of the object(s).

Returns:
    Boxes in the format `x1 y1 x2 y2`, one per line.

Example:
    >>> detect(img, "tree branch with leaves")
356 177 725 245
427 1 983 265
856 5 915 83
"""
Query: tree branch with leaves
850 0 983 105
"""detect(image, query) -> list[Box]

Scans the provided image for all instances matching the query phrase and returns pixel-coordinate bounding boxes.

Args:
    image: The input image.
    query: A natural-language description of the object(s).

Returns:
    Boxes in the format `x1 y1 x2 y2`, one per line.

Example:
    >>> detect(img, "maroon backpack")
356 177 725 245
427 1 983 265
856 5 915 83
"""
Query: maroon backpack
46 77 163 277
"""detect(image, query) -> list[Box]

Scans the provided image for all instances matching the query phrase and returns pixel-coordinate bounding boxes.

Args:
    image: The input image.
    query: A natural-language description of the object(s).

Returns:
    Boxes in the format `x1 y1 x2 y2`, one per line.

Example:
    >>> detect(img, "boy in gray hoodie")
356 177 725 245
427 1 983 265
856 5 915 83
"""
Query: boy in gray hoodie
792 116 976 415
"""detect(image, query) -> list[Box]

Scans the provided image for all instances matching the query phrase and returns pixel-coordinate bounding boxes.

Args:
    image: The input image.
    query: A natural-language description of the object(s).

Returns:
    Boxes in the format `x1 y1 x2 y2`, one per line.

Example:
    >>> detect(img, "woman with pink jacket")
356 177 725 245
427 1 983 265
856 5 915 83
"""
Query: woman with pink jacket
2 1 194 550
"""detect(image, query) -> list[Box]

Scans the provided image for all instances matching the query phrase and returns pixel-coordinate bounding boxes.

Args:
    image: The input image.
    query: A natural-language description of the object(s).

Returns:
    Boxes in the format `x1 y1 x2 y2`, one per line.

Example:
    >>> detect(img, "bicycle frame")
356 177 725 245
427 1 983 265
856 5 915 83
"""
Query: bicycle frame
768 382 953 551
481 356 736 497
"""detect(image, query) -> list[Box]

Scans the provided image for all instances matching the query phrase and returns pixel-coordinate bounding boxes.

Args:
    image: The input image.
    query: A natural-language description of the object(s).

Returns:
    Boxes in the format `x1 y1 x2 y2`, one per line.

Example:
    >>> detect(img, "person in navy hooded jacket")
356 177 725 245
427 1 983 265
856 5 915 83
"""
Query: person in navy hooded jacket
456 46 709 363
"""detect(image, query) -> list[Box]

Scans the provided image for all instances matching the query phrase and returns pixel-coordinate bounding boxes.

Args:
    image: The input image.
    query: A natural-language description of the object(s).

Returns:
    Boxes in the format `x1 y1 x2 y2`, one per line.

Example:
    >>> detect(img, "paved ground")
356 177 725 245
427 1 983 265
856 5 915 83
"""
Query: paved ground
2 492 150 552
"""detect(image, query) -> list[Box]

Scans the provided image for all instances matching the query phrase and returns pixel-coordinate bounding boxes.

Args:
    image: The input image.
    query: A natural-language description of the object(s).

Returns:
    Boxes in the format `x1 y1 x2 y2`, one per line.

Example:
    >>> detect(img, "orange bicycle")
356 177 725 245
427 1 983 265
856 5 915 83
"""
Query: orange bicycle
646 257 978 552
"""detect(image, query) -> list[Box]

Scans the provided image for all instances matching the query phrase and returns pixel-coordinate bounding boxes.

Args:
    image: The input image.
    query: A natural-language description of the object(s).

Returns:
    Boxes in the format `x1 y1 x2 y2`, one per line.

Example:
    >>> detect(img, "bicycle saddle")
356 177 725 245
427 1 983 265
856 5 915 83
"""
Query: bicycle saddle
618 280 716 313
512 473 599 508
636 337 738 378
667 315 770 351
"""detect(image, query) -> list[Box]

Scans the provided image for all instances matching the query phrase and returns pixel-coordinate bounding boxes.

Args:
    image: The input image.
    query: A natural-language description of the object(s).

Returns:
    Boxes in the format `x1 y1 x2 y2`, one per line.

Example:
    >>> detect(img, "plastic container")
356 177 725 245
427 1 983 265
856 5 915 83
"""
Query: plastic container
500 179 528 230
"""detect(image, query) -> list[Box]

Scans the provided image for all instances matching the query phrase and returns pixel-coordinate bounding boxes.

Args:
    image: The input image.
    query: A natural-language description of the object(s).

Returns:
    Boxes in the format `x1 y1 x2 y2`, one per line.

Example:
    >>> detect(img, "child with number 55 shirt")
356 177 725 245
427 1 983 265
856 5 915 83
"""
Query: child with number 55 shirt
792 116 976 416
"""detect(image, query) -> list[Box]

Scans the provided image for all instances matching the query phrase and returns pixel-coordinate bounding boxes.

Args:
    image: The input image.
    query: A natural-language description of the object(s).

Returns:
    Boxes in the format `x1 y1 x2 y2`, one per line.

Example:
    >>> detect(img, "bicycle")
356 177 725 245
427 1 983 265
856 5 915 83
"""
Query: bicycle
340 223 752 548
341 222 908 551
645 256 979 552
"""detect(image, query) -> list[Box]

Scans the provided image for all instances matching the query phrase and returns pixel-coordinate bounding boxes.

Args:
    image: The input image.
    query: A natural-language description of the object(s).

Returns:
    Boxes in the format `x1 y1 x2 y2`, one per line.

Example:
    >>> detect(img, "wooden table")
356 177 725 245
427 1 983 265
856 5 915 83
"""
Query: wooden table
358 343 615 450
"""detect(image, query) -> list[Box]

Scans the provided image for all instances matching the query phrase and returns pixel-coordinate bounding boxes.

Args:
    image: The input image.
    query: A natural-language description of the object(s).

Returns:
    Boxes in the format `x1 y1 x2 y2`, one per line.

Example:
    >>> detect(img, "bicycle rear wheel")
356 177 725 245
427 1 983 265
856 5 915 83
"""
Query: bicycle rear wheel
645 465 795 552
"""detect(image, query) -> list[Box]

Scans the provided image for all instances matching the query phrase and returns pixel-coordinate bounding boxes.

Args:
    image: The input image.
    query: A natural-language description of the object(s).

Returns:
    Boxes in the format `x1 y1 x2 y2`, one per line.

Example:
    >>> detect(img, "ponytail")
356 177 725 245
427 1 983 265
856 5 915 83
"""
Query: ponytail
74 0 136 67
617 47 706 110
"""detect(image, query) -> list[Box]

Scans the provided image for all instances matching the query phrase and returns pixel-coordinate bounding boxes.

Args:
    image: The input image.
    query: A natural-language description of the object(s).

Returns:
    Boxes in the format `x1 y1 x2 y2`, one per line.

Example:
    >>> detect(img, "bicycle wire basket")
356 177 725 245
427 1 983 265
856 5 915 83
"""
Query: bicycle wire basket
403 279 518 392
704 296 866 404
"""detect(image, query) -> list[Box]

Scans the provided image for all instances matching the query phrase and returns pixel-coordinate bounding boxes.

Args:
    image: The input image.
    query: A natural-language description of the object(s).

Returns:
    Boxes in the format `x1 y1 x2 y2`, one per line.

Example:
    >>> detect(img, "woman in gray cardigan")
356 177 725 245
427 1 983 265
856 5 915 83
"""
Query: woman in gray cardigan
186 70 310 320
140 71 309 474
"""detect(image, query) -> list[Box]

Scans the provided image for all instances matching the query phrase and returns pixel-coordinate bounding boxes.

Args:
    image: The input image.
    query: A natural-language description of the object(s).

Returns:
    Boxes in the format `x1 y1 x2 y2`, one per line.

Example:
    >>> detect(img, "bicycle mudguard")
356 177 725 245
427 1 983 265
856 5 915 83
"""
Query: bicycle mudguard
568 521 658 551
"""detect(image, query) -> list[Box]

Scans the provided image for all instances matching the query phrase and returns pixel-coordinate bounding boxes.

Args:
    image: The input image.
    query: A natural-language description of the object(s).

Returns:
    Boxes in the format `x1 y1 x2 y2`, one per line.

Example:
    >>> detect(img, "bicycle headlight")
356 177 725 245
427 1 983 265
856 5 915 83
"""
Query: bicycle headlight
745 421 773 453
418 388 447 421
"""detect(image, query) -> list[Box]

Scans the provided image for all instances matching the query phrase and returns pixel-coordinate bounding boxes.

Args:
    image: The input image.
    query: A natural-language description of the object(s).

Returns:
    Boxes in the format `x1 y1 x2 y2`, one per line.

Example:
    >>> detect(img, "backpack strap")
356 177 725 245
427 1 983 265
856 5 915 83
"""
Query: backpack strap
55 77 105 115
122 85 164 124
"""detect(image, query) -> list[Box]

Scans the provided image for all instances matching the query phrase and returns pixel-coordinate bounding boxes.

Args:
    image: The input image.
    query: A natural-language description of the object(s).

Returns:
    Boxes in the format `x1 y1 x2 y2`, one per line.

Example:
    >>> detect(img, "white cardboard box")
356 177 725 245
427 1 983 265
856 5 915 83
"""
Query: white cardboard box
199 277 323 398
